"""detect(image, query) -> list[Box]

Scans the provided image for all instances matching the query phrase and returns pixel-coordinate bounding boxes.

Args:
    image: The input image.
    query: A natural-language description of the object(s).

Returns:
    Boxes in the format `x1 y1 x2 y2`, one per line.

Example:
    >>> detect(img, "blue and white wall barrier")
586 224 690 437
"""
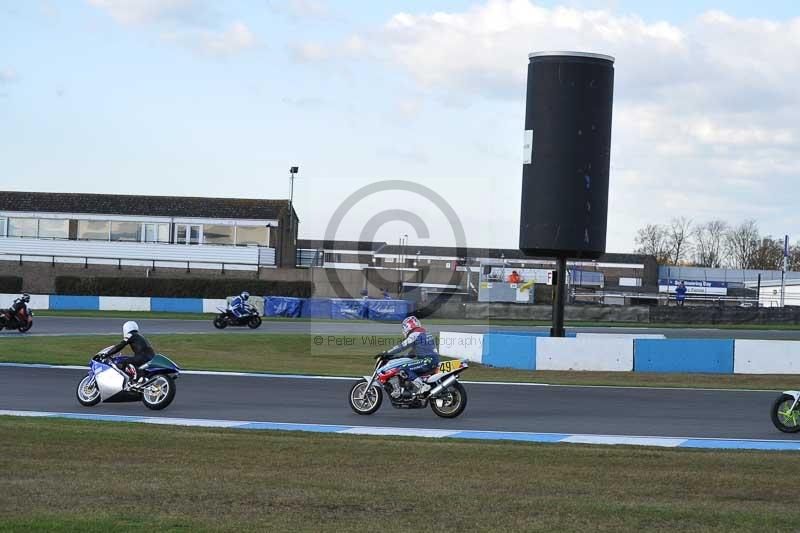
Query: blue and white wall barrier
440 330 800 375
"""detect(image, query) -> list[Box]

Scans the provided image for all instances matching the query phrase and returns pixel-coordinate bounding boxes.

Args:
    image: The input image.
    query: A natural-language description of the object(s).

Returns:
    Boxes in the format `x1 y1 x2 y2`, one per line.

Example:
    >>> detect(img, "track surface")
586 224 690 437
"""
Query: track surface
0 366 785 440
2 316 800 339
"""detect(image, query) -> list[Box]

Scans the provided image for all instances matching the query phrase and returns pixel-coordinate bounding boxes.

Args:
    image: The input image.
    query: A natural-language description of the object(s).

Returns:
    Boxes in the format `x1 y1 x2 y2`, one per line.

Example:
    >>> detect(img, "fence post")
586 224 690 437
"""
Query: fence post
118 258 122 270
221 262 226 275
51 256 55 268
186 261 190 274
84 257 88 269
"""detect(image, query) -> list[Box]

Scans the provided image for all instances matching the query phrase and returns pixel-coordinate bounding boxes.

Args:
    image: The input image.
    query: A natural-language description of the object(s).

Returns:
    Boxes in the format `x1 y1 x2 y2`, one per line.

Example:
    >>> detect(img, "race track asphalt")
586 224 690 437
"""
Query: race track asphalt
2 316 800 339
0 366 785 441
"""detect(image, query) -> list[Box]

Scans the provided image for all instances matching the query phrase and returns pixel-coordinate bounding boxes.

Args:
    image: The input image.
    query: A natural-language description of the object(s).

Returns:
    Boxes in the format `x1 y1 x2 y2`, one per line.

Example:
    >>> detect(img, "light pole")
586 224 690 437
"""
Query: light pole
288 166 299 225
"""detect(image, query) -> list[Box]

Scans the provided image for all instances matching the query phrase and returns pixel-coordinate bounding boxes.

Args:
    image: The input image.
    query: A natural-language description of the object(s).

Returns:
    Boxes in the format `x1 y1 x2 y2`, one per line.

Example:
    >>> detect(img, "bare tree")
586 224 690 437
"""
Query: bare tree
789 242 800 271
693 220 728 267
751 236 784 270
724 220 760 269
666 217 692 265
634 223 671 264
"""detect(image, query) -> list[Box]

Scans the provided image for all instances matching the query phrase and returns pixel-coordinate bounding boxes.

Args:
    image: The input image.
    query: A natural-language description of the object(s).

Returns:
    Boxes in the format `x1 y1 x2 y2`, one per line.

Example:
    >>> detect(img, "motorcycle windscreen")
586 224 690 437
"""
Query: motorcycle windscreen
141 354 180 371
95 367 126 400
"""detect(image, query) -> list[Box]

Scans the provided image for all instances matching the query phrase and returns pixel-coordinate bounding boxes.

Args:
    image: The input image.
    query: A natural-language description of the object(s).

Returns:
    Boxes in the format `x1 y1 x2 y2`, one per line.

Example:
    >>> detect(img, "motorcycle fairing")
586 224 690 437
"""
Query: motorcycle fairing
376 357 414 373
92 360 126 400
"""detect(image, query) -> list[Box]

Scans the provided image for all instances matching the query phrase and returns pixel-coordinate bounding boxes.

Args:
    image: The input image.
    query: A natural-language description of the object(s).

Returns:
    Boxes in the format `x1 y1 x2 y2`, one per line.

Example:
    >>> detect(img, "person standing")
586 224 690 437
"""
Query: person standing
675 281 687 307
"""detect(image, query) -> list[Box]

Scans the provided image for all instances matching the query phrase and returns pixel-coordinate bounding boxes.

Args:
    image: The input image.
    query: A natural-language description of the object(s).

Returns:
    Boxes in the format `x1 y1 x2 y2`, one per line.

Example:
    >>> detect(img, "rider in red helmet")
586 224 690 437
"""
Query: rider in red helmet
379 316 440 396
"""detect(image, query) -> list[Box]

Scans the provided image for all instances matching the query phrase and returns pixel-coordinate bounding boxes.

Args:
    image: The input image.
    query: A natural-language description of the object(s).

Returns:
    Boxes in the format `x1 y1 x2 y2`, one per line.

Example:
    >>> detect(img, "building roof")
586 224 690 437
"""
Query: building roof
0 191 296 221
297 239 387 252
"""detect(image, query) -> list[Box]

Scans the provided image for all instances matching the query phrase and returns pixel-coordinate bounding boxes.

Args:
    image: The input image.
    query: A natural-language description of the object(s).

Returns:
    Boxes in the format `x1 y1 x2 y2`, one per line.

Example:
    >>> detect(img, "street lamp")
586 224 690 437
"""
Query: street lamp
289 166 299 227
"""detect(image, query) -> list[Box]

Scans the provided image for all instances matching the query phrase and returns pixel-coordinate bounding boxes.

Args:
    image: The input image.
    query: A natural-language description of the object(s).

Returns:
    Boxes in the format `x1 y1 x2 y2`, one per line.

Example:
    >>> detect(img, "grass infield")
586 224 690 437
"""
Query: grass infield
32 309 800 330
1 416 799 532
0 333 796 390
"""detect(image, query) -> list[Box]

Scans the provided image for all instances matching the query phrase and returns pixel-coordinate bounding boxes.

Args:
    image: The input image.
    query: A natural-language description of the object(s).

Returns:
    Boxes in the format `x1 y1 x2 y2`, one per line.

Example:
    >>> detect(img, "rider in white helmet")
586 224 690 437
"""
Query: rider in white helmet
105 321 156 383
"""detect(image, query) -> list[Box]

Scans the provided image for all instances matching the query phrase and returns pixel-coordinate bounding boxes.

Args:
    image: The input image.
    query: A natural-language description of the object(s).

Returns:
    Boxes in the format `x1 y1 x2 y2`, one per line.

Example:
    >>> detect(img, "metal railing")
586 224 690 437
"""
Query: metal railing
1 252 260 274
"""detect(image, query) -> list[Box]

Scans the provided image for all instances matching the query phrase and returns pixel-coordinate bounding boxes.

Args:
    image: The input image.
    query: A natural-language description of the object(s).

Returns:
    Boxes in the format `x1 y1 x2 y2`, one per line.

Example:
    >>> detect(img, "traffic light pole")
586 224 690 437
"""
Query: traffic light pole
551 256 567 337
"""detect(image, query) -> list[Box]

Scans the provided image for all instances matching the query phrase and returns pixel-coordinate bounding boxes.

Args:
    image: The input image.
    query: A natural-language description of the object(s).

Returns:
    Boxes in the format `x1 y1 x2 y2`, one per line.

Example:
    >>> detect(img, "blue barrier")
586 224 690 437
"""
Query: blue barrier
331 299 368 320
367 299 409 321
150 298 203 313
634 339 734 373
481 333 537 370
301 298 332 319
49 295 99 311
265 296 303 318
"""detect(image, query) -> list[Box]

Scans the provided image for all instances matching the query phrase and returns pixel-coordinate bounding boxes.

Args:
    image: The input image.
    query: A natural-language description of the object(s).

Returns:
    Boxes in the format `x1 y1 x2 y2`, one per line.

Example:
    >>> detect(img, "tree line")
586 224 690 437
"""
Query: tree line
634 218 798 270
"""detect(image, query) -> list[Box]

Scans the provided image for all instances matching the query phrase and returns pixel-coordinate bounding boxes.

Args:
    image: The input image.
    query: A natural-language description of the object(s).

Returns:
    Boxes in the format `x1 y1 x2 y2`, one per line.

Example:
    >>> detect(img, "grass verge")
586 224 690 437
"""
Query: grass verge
0 333 794 389
2 416 799 532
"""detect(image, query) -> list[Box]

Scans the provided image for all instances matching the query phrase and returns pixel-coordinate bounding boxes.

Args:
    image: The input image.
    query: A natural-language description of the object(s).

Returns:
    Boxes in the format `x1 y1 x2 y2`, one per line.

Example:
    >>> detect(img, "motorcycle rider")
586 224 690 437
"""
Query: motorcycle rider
378 316 440 396
229 291 250 319
10 293 30 316
104 321 155 384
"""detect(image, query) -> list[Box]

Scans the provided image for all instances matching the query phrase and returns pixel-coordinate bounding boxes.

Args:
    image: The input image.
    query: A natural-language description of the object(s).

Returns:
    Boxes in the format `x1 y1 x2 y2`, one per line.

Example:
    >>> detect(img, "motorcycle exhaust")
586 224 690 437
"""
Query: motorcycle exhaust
427 374 457 398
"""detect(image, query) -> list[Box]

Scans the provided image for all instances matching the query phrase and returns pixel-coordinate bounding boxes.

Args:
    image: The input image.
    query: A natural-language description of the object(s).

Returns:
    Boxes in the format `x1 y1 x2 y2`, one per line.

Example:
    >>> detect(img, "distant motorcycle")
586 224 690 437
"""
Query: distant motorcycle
771 390 800 432
348 355 469 418
76 346 181 410
213 305 262 329
0 306 33 333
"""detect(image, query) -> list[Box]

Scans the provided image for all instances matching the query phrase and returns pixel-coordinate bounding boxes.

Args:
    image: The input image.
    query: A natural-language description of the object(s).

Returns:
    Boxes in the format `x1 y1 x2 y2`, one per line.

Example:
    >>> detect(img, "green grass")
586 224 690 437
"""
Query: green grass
0 333 796 390
33 308 800 330
2 416 799 532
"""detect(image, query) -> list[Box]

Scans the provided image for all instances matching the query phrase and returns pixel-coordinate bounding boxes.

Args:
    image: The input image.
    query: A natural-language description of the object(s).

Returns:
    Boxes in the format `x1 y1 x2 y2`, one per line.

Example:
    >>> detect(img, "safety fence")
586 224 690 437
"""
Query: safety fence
439 331 800 374
0 293 412 321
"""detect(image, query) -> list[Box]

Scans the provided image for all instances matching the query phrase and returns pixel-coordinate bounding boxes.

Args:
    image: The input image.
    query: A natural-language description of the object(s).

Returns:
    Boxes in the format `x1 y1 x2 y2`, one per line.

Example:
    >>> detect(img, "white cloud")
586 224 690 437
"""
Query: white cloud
0 67 18 83
288 42 331 63
325 0 800 250
87 0 199 25
163 21 259 57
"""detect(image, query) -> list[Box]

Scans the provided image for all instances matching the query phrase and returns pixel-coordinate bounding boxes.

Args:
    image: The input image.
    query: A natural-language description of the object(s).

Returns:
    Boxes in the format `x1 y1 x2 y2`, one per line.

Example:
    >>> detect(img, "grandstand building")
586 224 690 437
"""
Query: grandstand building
0 191 299 269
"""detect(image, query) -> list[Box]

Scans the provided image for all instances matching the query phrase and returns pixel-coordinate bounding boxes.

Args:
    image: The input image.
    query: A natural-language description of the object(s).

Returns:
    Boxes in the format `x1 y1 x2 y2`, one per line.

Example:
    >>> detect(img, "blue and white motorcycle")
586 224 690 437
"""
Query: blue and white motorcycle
348 354 469 418
76 346 181 410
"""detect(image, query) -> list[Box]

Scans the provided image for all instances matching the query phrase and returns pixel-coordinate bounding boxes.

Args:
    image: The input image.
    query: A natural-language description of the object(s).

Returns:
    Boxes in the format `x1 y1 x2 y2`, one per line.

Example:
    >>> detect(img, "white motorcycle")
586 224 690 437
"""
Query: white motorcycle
349 355 469 418
771 390 800 432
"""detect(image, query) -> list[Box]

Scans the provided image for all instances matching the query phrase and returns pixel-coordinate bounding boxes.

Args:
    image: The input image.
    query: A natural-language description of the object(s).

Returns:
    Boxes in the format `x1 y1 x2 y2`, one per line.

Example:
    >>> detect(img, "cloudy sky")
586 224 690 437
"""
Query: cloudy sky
2 1 799 253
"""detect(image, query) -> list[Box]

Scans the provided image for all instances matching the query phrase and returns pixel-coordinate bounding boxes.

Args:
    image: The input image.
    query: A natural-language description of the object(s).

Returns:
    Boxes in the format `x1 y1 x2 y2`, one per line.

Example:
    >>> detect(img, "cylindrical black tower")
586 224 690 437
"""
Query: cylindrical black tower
519 51 614 259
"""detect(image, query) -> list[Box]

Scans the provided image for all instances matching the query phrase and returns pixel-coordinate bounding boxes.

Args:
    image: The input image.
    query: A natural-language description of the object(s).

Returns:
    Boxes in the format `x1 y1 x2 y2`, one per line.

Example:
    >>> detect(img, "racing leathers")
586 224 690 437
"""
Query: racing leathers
10 298 27 316
106 332 156 380
383 328 440 393
229 296 248 318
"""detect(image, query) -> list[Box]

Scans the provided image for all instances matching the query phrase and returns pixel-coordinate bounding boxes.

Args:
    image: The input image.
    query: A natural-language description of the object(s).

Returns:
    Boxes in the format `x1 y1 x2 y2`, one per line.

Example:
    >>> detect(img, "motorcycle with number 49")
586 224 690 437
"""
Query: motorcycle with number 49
771 390 800 432
349 354 469 418
213 305 262 329
76 346 181 410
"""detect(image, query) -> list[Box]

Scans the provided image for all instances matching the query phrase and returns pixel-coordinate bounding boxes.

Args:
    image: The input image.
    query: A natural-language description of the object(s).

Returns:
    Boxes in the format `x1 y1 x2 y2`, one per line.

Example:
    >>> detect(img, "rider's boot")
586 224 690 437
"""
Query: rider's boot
411 377 431 396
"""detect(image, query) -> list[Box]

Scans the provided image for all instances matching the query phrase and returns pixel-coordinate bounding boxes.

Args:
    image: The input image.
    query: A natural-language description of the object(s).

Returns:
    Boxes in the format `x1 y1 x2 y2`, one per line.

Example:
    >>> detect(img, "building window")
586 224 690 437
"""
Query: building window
38 219 69 239
175 224 201 245
324 253 342 263
142 223 169 243
78 220 110 241
203 224 235 245
8 218 38 238
110 221 139 242
0 218 6 237
236 226 268 246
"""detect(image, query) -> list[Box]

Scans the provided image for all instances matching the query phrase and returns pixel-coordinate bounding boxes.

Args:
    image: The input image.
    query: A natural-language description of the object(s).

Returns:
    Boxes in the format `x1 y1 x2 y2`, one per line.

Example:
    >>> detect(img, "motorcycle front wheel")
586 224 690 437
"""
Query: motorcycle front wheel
771 394 800 433
430 382 467 419
76 375 101 407
18 321 32 333
213 315 228 329
349 379 382 415
247 315 262 329
142 375 176 410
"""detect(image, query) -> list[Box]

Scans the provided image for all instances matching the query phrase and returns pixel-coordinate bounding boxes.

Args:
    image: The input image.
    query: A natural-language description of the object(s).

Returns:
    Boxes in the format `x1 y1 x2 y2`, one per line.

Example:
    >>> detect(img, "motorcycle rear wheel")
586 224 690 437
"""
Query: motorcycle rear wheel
76 375 101 407
430 382 467 419
142 375 177 410
213 315 228 329
349 379 382 415
247 315 262 329
771 394 800 433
